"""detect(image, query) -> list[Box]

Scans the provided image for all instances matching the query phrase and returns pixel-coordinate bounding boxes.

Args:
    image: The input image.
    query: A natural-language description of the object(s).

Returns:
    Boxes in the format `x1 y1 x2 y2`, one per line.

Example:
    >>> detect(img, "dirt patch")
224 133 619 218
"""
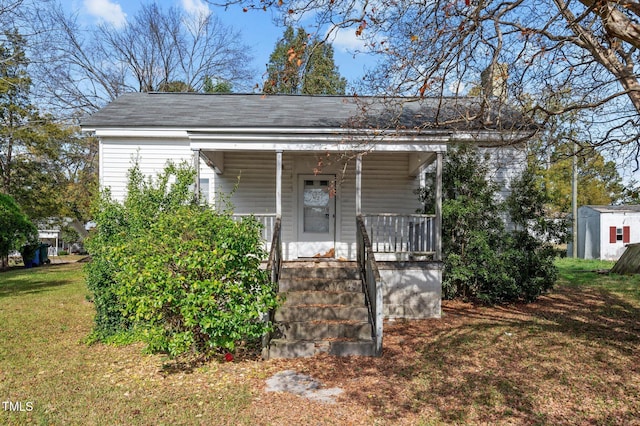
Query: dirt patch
248 286 640 424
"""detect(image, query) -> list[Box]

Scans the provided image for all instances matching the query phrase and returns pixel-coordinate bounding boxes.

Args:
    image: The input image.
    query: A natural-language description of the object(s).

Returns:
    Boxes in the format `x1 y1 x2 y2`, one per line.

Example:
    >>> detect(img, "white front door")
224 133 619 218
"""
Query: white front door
297 175 336 258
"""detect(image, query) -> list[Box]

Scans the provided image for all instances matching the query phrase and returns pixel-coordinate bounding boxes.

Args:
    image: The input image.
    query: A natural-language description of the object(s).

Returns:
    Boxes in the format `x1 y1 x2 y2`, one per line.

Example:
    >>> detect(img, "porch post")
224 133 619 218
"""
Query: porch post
356 153 362 215
193 149 200 201
276 150 282 218
435 151 443 261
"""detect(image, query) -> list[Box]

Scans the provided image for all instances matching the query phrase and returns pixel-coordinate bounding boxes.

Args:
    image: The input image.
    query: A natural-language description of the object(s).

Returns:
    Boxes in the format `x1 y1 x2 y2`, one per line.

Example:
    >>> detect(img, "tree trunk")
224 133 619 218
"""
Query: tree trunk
70 218 89 241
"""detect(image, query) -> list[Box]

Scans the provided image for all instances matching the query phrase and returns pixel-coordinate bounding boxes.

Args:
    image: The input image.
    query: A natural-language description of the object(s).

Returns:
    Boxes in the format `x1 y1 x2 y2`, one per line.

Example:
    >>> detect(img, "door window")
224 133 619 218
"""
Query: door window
303 180 330 233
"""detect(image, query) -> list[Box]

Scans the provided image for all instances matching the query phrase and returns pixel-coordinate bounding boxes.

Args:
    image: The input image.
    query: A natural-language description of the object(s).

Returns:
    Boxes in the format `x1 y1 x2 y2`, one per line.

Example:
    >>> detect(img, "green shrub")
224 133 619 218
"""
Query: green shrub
114 206 276 356
419 144 561 304
58 250 69 256
85 162 278 356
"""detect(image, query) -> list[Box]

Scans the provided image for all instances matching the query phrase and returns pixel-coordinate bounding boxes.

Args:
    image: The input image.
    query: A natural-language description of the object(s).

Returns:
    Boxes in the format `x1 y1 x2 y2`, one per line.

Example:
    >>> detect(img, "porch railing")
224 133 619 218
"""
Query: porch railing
262 217 282 359
356 215 383 356
362 213 436 254
232 213 277 245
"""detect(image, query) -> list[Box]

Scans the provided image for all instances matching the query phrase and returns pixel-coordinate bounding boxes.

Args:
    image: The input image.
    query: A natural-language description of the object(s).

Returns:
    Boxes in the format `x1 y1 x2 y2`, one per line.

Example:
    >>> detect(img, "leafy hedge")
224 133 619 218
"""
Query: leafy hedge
419 144 563 304
85 162 278 357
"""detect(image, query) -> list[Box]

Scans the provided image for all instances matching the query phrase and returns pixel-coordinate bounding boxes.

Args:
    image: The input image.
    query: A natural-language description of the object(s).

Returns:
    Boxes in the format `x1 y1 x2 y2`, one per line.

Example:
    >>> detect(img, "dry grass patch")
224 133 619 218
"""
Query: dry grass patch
1 259 639 425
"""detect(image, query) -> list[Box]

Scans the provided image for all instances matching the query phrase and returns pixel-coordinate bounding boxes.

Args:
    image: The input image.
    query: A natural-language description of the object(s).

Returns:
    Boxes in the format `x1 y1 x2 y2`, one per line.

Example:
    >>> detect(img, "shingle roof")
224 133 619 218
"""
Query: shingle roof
81 92 531 132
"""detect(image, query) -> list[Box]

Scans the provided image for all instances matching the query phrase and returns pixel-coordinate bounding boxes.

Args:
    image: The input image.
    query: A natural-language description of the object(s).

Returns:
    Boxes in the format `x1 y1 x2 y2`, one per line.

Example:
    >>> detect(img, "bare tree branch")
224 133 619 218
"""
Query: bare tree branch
26 1 255 117
213 0 640 162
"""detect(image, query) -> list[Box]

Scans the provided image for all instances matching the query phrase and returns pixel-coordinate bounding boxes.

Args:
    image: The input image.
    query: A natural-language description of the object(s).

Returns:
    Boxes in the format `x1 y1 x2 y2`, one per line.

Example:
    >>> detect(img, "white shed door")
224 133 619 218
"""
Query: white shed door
297 175 336 257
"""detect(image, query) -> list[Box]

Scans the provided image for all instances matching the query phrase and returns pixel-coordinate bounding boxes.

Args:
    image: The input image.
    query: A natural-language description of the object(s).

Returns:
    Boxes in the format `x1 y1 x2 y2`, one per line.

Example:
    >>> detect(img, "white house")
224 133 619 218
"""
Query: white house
575 205 640 260
82 93 529 357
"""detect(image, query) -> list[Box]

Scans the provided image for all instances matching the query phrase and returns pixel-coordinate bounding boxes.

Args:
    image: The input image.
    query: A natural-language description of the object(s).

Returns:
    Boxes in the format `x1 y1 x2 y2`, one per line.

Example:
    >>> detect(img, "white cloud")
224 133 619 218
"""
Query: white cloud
181 0 210 17
448 81 465 96
83 0 126 27
327 27 367 52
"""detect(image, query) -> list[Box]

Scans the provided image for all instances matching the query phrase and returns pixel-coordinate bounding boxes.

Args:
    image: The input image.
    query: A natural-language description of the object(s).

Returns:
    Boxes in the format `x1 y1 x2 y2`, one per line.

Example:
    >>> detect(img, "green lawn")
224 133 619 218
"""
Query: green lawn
0 263 257 425
1 259 639 425
556 257 640 301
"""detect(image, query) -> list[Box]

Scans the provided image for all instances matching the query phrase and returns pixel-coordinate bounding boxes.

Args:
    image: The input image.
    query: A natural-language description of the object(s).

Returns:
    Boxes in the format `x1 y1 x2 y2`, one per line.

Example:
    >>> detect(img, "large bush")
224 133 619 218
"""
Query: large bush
419 144 561 304
86 162 278 357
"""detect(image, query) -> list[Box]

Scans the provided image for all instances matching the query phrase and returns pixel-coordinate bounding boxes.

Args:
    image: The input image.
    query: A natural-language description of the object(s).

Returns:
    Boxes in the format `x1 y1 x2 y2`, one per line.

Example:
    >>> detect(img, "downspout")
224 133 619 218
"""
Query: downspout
435 151 443 262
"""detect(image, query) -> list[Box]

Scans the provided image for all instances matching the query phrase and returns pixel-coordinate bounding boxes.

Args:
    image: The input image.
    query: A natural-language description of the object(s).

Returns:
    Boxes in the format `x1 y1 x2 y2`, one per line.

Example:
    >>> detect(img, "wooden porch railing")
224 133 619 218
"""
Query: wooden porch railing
362 213 436 254
356 215 383 356
232 213 277 245
262 217 282 359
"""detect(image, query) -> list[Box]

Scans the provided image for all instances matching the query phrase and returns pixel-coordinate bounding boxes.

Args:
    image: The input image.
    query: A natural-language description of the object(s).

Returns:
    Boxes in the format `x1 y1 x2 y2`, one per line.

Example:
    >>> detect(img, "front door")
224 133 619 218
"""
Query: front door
297 175 336 258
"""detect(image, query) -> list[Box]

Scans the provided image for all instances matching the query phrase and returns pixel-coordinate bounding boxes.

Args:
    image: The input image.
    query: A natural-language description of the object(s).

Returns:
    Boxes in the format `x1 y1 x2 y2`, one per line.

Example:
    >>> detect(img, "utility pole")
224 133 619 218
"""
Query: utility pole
572 141 578 257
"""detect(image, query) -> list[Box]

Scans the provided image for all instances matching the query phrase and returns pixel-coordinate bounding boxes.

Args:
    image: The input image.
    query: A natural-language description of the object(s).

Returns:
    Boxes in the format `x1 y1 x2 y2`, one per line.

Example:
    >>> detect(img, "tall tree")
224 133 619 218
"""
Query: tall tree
203 76 233 93
28 2 254 115
0 30 60 215
0 29 97 232
541 144 624 213
264 26 346 95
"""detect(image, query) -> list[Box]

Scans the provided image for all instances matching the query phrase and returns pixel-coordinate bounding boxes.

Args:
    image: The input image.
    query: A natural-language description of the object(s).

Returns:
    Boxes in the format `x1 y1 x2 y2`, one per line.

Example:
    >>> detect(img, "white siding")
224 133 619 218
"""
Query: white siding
577 206 640 260
480 146 527 201
101 141 523 261
100 139 217 202
213 152 277 214
361 153 423 214
600 213 640 260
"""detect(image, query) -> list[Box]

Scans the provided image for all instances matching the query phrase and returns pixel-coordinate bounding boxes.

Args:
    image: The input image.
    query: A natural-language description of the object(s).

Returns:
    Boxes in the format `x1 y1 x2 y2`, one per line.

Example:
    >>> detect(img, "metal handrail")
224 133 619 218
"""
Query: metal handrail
262 217 281 359
356 214 383 356
266 217 282 286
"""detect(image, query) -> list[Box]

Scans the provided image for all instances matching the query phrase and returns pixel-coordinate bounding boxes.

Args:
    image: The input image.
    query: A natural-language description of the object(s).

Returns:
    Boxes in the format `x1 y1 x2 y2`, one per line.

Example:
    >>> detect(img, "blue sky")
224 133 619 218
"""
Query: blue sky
68 0 374 91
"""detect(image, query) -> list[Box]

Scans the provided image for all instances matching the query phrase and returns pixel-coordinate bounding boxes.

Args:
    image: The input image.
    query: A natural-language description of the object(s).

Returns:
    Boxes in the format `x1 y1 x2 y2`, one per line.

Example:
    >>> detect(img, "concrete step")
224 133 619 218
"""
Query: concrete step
280 264 360 280
281 290 365 306
268 262 375 358
276 321 372 340
275 306 369 322
282 260 358 269
268 338 376 358
279 278 362 292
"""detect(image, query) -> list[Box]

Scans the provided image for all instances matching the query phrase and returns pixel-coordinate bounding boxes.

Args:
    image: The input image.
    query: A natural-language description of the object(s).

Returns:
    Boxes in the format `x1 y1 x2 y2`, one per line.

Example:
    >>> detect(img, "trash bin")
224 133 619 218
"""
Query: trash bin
21 243 39 268
39 243 50 265
32 247 40 266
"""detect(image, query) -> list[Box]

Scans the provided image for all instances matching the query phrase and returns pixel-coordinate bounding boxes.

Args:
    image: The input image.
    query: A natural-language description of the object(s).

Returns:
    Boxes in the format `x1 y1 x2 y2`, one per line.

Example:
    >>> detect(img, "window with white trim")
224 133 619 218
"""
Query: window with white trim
199 178 209 203
609 226 630 244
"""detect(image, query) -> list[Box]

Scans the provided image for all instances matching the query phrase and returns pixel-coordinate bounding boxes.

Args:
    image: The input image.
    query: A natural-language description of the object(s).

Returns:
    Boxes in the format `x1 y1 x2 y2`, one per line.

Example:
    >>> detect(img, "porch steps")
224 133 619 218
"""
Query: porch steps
267 261 376 358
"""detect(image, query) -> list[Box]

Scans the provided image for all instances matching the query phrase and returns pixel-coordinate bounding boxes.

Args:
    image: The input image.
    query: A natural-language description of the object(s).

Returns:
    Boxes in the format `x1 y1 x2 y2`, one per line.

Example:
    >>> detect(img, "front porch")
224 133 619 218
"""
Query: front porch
194 147 444 263
192 137 445 357
203 149 445 358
